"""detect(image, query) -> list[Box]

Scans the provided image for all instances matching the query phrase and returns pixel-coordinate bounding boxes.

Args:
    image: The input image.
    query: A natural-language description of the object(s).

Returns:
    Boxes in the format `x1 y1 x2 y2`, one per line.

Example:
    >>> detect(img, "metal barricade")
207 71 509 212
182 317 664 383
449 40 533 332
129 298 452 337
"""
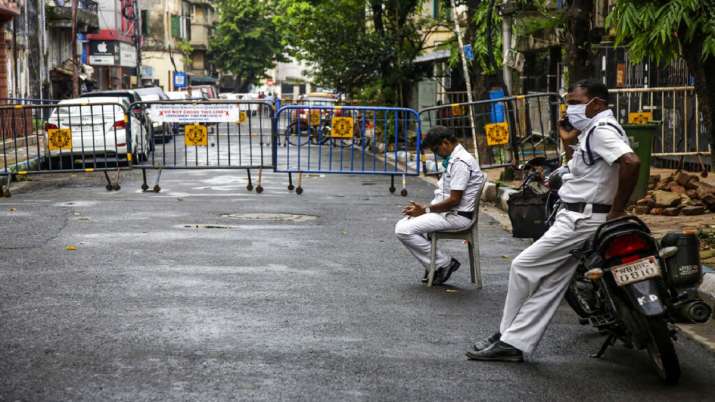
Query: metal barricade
0 101 131 196
609 87 710 169
419 93 561 174
274 105 421 195
129 100 275 193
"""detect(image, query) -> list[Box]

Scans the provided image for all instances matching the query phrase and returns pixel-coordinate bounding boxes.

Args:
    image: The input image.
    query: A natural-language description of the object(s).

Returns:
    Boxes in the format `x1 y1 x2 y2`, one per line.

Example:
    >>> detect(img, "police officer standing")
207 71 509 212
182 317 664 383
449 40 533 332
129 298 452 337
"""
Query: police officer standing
395 126 486 285
466 79 641 362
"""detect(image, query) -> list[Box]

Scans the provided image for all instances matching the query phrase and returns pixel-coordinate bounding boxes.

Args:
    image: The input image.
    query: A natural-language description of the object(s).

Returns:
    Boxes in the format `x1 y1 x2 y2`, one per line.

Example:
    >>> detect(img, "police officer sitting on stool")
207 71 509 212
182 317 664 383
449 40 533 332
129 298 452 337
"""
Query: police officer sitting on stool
466 79 641 362
395 126 486 285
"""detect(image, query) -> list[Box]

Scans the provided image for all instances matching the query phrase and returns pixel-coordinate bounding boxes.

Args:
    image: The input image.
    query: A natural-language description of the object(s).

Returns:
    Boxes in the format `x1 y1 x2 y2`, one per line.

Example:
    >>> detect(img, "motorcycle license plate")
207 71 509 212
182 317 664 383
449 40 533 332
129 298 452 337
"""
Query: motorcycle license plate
611 256 661 287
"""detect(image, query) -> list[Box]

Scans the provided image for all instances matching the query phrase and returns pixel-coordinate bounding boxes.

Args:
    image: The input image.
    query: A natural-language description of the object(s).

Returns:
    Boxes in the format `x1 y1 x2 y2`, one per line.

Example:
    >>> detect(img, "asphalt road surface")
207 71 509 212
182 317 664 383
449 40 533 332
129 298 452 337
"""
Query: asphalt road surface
2 167 715 401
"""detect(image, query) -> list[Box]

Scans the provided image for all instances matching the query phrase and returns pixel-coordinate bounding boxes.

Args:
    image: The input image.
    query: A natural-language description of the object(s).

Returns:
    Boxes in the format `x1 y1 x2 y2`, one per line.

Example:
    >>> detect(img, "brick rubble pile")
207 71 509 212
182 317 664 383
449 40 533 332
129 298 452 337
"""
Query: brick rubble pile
633 172 715 216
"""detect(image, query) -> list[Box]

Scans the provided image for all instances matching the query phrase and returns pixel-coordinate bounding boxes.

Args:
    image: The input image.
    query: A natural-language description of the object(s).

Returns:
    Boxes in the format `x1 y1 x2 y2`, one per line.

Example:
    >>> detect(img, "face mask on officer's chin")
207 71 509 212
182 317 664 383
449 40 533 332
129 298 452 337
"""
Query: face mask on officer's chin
566 98 597 131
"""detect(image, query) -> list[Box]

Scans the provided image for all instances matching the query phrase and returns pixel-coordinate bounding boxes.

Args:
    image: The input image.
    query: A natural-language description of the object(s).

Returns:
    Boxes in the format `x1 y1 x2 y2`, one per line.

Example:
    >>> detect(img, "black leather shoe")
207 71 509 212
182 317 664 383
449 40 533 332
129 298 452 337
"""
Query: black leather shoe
440 258 461 284
473 332 501 351
421 270 428 283
465 341 524 362
430 267 446 285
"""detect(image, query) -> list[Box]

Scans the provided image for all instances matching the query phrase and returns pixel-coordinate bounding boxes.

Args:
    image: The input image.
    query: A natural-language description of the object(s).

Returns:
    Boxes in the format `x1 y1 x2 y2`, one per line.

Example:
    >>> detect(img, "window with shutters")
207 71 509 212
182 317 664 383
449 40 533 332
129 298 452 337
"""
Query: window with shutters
171 15 181 39
141 10 149 36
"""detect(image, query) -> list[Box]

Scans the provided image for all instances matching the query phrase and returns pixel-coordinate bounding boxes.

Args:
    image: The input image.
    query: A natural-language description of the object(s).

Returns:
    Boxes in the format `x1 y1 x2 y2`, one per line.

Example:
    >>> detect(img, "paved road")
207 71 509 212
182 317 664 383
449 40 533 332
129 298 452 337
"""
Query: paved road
1 168 715 401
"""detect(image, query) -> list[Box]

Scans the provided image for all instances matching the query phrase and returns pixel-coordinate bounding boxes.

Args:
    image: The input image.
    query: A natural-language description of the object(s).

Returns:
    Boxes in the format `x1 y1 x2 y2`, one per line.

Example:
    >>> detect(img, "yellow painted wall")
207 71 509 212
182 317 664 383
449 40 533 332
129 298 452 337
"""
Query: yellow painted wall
142 50 186 90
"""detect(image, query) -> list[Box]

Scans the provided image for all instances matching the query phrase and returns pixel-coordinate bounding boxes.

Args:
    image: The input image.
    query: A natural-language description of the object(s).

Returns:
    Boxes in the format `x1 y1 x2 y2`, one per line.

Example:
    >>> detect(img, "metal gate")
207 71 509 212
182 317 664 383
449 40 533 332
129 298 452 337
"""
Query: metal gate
609 87 710 168
1 101 131 196
129 100 275 192
274 104 421 195
419 93 561 174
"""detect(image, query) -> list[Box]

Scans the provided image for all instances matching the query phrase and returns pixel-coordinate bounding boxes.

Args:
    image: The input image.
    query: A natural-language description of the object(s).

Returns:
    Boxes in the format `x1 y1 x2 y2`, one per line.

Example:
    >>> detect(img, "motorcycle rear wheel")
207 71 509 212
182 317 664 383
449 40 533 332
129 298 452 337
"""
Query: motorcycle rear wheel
643 316 681 384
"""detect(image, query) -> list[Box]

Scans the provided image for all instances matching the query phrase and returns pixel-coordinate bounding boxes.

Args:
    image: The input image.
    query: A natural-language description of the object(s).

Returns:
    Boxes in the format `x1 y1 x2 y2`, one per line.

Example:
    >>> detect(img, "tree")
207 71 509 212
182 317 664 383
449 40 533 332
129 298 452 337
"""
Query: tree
564 0 595 82
276 0 384 97
277 0 443 106
209 0 286 92
607 0 715 168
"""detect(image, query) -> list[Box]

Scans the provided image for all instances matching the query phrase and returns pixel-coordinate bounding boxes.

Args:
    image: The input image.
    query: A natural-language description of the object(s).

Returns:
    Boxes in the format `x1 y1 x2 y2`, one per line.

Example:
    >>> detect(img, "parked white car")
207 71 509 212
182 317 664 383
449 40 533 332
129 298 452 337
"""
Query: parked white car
46 97 147 161
166 91 189 100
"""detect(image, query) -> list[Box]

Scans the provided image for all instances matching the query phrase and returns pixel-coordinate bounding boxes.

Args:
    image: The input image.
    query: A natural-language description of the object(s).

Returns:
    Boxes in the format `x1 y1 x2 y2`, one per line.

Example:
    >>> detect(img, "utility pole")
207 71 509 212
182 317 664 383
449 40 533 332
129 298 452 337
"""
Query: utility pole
12 18 18 96
450 0 480 166
39 0 47 100
135 0 142 87
71 0 79 96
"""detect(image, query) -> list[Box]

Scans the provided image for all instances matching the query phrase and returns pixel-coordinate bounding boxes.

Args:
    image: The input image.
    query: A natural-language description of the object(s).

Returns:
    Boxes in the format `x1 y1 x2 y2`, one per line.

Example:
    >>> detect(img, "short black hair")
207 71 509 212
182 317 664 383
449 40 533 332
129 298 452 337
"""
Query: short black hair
569 79 609 102
422 126 457 149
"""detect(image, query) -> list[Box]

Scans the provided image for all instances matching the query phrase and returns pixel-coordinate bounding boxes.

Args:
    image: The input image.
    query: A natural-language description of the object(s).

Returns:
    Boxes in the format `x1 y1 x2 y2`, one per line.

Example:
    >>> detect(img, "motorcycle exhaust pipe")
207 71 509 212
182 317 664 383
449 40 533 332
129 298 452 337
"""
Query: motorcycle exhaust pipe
675 300 712 323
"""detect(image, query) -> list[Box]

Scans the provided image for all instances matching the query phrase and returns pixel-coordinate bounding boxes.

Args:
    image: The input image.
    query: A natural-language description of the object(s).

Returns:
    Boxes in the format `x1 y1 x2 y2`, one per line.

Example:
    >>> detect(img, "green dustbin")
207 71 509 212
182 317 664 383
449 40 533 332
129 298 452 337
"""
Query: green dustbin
622 123 659 202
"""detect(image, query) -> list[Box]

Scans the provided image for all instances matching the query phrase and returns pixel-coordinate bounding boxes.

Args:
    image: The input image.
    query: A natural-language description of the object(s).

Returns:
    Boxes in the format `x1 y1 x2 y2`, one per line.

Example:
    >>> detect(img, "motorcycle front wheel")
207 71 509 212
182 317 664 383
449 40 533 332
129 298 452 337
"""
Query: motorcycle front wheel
643 316 681 384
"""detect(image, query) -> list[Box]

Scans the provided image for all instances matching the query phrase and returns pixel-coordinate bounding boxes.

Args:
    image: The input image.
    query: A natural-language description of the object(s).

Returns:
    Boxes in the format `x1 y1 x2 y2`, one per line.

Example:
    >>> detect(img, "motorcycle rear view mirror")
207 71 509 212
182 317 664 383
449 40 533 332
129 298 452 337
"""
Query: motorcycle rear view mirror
659 246 679 259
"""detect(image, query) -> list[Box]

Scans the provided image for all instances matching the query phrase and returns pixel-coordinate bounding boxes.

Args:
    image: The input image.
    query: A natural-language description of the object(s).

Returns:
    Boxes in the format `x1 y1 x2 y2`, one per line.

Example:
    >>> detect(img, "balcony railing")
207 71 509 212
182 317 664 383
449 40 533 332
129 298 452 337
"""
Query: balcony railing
51 0 98 13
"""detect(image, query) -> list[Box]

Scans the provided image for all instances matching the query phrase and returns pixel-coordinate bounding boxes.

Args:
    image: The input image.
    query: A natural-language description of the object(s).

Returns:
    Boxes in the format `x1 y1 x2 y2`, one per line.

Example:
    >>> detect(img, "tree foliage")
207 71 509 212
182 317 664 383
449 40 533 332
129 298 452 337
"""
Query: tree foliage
209 0 286 91
607 0 715 167
607 0 715 64
277 0 443 105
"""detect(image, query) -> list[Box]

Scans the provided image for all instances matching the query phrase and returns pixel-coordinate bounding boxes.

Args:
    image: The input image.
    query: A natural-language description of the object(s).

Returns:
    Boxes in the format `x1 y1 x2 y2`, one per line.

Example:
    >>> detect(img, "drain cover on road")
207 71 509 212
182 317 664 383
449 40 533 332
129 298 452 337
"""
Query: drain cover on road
218 213 317 222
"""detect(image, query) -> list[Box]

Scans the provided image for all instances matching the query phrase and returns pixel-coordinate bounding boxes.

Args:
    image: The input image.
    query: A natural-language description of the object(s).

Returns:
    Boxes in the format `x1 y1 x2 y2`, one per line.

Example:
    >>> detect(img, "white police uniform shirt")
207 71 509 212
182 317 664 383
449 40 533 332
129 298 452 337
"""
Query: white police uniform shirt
432 144 484 212
558 109 633 206
498 110 634 354
394 143 484 270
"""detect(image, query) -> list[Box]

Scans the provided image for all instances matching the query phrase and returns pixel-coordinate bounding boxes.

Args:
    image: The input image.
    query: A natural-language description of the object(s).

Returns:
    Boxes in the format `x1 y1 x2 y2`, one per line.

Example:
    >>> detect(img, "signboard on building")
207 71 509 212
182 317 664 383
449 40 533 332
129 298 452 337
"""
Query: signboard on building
463 44 474 62
148 104 241 124
119 42 137 68
141 66 154 79
174 72 187 89
89 40 137 67
89 41 118 66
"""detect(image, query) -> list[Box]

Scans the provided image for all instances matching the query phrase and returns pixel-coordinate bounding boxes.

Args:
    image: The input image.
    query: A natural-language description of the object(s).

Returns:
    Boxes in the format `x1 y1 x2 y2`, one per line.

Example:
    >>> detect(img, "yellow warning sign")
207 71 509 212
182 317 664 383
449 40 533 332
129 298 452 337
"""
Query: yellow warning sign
451 104 464 116
47 128 72 150
185 124 208 146
628 112 652 124
239 111 247 124
309 110 321 126
331 117 354 139
485 122 510 146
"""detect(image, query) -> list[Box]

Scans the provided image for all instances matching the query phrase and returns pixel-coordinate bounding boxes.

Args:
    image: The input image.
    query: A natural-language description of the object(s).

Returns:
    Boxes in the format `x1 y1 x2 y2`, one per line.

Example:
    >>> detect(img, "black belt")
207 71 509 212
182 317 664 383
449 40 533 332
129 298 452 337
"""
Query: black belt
563 202 611 214
456 211 474 219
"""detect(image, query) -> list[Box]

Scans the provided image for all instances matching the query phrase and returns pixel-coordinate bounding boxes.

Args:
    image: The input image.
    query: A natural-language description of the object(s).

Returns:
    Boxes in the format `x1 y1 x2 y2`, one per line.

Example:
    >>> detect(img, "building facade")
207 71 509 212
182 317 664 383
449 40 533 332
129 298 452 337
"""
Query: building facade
0 0 20 99
140 0 192 90
187 0 215 81
86 0 139 91
47 0 100 96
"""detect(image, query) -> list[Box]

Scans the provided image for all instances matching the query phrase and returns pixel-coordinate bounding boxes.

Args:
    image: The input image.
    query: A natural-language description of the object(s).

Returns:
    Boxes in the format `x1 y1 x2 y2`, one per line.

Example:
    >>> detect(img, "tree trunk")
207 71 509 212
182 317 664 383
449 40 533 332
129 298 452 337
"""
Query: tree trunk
564 0 594 83
463 0 486 97
684 40 715 171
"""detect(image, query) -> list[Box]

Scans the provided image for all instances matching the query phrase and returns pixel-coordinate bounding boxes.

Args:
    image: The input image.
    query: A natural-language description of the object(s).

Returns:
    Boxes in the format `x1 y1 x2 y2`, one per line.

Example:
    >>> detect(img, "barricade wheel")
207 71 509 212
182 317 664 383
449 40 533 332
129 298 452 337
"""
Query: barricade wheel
106 184 113 191
288 185 295 191
113 184 121 191
141 184 149 191
2 187 10 198
153 185 161 193
256 185 264 194
296 187 304 195
247 184 254 191
389 186 396 193
400 189 408 197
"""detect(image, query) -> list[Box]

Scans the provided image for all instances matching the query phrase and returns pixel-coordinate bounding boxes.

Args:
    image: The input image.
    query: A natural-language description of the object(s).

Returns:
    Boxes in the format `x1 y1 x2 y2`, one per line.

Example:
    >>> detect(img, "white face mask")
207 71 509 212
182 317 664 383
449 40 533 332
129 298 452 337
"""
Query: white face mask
566 98 600 131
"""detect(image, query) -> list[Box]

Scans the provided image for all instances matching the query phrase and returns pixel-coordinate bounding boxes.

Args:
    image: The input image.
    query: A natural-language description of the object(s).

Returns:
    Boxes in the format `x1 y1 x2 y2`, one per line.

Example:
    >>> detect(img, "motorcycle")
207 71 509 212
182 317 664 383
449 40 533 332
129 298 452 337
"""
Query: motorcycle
539 164 712 384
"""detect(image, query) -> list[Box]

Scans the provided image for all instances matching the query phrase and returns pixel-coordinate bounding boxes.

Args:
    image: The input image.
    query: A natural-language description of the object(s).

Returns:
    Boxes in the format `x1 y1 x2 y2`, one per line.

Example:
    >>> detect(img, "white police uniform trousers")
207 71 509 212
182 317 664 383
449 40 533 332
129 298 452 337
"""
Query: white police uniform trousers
395 213 471 269
499 207 607 354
